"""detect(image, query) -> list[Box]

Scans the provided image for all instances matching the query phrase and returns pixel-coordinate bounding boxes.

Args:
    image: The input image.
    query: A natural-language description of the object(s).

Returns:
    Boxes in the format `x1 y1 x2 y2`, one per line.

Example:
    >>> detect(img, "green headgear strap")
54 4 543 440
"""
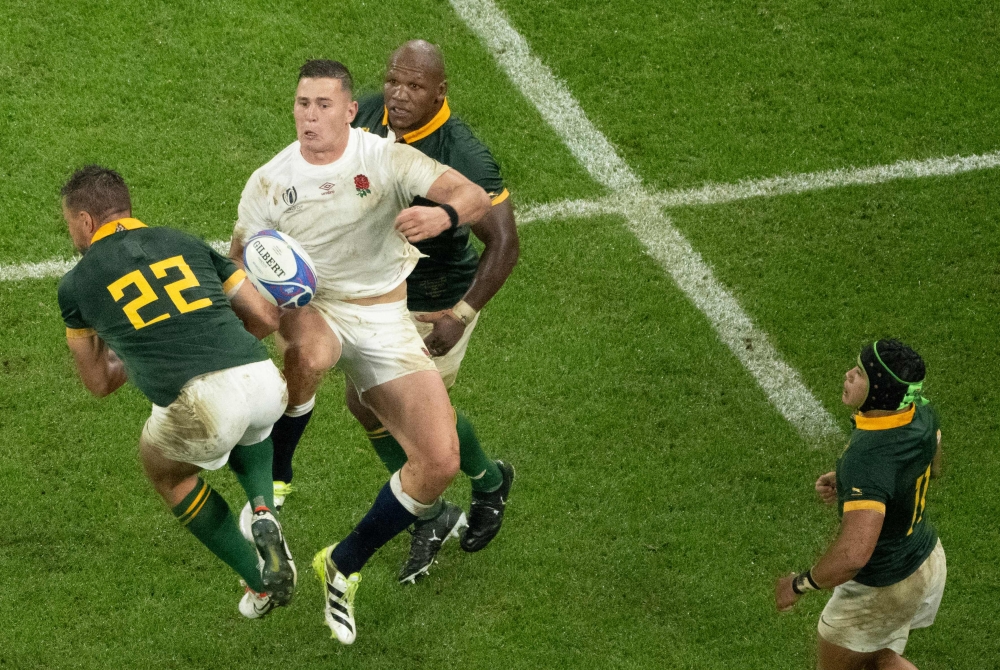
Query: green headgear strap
872 341 929 409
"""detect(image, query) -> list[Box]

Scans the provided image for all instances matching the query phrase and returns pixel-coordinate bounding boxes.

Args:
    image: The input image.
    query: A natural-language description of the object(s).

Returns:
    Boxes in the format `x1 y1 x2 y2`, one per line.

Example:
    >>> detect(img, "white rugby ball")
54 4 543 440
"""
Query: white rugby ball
243 230 318 308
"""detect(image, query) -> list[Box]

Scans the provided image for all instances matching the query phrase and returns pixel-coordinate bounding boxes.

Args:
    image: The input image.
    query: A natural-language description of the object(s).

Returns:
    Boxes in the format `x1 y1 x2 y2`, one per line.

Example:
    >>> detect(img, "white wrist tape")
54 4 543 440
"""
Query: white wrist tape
452 300 478 326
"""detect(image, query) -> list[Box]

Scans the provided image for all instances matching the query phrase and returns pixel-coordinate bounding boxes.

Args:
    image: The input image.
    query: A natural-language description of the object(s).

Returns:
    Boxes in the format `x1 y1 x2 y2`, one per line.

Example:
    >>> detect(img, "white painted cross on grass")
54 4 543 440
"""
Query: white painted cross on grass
4 0 999 444
449 0 1000 444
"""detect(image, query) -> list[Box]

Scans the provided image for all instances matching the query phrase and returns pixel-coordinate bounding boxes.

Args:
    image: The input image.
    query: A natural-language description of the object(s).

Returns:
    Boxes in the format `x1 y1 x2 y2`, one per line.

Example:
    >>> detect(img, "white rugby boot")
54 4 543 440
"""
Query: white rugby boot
312 545 361 645
239 585 278 619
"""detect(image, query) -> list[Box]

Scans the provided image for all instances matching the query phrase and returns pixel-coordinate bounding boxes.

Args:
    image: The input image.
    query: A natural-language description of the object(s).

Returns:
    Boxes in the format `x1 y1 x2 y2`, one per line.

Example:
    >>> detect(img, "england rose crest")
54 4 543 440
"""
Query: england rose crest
354 174 371 197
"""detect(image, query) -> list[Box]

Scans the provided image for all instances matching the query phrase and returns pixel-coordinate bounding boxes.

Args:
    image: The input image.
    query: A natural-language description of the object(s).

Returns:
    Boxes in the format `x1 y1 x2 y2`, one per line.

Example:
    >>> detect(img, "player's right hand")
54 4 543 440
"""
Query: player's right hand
774 574 800 612
394 206 452 243
815 471 837 505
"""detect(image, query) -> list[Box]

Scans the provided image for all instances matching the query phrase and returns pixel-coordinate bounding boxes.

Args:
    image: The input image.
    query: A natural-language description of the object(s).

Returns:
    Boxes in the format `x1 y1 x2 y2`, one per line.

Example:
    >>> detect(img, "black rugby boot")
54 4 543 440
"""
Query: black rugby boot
398 501 467 584
461 460 514 553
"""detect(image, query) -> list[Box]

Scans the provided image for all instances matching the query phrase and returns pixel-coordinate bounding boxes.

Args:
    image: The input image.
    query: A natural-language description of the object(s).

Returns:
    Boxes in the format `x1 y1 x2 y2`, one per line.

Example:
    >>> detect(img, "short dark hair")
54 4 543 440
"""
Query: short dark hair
61 165 131 220
298 59 353 93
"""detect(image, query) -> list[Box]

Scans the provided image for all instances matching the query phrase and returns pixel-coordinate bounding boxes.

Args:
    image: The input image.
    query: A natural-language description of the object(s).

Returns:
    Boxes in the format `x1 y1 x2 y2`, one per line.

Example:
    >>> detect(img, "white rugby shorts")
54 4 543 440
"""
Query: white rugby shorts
818 539 946 655
311 298 437 394
142 359 287 470
409 310 480 389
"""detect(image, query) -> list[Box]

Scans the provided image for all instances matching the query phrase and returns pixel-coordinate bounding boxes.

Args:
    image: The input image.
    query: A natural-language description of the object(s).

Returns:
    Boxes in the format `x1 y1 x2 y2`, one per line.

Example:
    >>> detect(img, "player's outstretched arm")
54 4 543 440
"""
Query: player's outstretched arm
66 335 127 398
229 279 281 340
395 169 491 243
774 509 883 611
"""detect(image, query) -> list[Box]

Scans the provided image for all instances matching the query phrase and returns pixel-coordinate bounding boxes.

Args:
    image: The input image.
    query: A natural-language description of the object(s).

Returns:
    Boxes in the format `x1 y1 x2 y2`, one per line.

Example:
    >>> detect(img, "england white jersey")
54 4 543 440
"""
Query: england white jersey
234 128 449 301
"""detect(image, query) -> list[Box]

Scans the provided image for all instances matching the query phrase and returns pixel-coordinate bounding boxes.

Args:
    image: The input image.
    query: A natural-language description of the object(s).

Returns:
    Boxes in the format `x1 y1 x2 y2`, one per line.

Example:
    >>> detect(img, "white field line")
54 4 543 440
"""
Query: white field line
0 257 80 282
11 149 996 282
516 151 1000 224
0 240 233 282
652 150 1000 209
451 0 842 443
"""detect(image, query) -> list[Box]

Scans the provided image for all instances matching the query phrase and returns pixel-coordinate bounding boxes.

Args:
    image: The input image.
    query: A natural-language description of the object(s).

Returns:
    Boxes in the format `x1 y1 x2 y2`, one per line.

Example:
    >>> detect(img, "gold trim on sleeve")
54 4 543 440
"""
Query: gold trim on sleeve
222 268 247 294
65 327 97 339
843 500 886 514
490 188 510 206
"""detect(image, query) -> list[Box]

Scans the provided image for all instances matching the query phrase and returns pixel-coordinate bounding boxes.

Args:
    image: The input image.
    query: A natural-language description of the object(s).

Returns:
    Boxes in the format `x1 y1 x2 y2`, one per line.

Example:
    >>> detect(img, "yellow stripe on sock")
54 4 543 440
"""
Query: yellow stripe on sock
366 427 389 439
182 487 212 525
178 481 209 524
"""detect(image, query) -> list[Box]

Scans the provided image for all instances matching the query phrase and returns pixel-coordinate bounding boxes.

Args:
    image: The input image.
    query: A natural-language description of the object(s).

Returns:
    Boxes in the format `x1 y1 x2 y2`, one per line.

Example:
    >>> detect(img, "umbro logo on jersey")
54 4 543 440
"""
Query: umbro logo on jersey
319 182 336 196
282 187 297 206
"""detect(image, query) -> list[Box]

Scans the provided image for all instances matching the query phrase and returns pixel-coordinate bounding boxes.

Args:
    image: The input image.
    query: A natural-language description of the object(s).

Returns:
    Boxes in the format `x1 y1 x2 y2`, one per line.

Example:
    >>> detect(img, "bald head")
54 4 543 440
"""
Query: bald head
389 40 446 82
383 40 449 134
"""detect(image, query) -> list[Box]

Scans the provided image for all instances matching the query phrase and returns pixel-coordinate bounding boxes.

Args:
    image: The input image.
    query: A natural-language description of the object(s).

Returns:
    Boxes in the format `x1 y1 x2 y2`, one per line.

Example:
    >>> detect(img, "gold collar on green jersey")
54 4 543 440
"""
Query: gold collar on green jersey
91 217 147 244
382 98 452 144
854 403 916 431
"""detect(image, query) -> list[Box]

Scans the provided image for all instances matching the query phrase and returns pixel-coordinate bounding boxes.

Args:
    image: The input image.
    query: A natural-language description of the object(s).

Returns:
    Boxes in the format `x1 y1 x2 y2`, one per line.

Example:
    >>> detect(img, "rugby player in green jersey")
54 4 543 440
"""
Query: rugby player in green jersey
775 340 946 670
57 165 297 619
264 41 519 583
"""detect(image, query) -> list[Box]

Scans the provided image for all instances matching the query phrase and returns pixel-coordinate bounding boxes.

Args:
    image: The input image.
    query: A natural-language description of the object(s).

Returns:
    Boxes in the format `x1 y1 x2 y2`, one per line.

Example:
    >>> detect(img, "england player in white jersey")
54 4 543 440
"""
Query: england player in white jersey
229 60 490 644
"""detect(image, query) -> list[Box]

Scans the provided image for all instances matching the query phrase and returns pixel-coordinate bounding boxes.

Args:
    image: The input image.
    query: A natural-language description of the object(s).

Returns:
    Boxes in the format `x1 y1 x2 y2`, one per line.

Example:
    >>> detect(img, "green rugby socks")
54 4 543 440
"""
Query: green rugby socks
228 438 276 511
456 411 502 493
172 478 265 592
366 410 502 492
368 426 408 473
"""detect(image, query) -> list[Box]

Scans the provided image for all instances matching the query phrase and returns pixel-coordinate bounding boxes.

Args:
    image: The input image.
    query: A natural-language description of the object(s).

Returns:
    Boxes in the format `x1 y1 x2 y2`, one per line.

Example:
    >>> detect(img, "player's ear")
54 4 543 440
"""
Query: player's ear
439 79 448 102
346 99 358 124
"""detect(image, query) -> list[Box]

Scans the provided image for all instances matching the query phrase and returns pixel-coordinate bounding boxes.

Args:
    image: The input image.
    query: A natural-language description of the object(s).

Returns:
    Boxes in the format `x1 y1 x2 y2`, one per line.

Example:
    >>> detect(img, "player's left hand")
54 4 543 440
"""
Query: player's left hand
774 574 800 612
414 310 465 357
395 206 452 243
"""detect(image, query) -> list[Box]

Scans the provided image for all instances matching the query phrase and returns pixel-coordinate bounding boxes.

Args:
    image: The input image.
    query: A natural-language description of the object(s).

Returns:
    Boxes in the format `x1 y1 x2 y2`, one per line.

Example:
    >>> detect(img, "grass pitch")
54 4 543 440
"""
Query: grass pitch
2 0 998 668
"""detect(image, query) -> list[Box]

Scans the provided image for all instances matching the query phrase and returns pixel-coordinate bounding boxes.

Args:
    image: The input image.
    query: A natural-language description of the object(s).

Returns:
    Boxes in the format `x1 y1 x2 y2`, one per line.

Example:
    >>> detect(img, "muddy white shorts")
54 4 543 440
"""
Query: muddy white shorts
409 310 479 389
311 298 437 394
818 539 946 655
142 359 288 470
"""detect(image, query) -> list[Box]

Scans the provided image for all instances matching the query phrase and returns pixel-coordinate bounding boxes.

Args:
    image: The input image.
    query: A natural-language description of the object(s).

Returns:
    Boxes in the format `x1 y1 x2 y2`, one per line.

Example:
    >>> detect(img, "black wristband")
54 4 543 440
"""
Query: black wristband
439 203 459 229
792 569 820 595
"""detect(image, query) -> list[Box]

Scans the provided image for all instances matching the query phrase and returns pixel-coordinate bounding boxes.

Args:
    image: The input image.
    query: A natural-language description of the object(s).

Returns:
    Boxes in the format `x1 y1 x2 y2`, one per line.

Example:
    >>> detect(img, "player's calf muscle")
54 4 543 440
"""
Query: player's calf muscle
139 440 200 506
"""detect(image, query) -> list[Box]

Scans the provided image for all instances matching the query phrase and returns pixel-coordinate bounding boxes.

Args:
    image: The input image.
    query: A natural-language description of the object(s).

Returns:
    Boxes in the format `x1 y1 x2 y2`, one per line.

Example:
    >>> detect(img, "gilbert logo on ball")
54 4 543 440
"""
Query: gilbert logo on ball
243 230 317 308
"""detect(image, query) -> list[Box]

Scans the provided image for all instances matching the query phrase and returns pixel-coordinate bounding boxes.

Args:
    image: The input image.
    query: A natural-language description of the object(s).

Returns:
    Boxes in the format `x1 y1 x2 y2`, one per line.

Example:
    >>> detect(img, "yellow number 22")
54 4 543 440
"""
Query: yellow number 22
107 256 211 330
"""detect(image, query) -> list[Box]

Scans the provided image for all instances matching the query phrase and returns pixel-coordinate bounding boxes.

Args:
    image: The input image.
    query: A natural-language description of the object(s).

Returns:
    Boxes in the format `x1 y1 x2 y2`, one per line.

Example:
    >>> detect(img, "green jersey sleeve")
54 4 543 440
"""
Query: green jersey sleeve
207 245 246 295
837 443 894 512
444 124 506 200
57 271 94 335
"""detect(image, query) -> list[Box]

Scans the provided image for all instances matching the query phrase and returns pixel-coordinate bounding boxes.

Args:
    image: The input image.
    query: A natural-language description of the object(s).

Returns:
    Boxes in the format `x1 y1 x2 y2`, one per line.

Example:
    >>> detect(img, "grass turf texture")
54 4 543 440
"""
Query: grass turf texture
2 0 998 668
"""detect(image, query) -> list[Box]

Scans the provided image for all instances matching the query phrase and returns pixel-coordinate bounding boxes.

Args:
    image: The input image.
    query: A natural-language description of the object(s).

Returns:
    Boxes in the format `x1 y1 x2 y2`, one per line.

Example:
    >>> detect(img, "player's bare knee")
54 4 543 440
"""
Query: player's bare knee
423 446 461 482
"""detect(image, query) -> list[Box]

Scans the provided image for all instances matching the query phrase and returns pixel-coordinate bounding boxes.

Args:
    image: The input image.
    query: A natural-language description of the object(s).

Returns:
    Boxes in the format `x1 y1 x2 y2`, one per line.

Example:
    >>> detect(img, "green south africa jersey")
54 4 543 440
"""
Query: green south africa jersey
353 94 508 312
836 403 939 587
58 219 268 407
